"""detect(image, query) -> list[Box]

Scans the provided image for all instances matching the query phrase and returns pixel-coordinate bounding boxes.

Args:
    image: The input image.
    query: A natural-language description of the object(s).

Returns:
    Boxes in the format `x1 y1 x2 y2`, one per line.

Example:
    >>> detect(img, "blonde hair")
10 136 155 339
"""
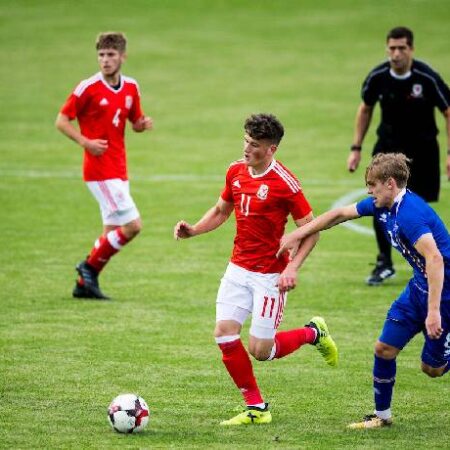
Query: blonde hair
365 153 411 188
95 32 127 53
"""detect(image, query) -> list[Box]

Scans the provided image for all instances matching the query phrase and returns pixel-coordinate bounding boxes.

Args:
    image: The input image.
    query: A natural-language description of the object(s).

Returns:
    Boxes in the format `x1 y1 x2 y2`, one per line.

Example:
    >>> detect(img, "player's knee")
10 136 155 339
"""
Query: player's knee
421 362 445 378
374 341 398 359
123 219 142 239
248 340 272 361
249 347 270 361
214 320 241 338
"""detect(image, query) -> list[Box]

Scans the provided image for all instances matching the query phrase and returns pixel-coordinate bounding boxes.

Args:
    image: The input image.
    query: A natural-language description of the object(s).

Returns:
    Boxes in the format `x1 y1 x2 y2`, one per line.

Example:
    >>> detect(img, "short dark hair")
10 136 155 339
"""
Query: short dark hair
244 113 284 145
96 32 127 53
386 27 414 47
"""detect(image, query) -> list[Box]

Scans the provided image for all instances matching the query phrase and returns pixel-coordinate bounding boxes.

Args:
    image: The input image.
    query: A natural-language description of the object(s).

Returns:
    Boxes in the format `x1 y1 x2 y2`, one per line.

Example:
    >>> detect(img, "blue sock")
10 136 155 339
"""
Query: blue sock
373 355 396 411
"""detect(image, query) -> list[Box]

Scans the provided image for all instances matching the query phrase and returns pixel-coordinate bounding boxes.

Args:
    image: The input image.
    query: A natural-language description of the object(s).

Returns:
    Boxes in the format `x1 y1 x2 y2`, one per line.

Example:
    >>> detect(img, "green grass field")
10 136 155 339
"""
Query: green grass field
1 0 449 448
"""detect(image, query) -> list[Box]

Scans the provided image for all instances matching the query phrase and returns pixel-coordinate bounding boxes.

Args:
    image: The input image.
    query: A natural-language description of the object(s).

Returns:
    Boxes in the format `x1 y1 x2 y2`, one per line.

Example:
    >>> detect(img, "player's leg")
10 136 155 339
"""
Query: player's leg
74 179 140 299
367 144 395 286
86 217 141 273
214 264 269 425
366 218 395 286
248 276 337 366
348 284 421 429
421 303 450 378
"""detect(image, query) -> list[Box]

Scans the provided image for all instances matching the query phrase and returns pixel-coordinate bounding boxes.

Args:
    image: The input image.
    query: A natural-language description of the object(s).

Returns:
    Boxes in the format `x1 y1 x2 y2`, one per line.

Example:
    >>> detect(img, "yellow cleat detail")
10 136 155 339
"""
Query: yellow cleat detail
309 316 338 367
347 414 393 429
220 407 272 426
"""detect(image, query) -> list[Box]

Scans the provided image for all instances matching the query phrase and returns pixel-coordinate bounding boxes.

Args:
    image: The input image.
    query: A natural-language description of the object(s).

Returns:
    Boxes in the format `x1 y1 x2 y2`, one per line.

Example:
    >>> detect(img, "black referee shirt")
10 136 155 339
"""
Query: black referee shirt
361 59 450 144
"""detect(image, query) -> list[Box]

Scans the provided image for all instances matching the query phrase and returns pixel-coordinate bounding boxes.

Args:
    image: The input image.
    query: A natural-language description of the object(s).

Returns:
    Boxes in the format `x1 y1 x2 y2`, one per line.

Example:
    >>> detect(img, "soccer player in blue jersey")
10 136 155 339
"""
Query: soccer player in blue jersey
277 153 450 429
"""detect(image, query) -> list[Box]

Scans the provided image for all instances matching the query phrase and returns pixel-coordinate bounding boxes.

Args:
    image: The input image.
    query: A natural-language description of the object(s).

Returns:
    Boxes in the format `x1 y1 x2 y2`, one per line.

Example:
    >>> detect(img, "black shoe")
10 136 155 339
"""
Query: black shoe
75 261 110 299
366 257 395 286
73 281 95 299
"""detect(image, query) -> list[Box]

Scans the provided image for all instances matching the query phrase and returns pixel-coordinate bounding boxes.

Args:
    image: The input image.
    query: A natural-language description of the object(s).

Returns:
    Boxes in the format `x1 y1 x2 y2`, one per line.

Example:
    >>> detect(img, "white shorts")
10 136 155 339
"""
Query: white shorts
216 262 287 339
86 179 140 226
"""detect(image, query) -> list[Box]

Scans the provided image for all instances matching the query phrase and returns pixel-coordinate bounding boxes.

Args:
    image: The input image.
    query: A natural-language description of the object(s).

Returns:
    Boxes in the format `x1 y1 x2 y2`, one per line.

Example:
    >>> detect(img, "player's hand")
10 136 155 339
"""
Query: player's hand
276 233 302 259
277 264 297 292
133 116 153 132
347 150 361 172
174 221 195 240
84 138 108 156
425 310 443 339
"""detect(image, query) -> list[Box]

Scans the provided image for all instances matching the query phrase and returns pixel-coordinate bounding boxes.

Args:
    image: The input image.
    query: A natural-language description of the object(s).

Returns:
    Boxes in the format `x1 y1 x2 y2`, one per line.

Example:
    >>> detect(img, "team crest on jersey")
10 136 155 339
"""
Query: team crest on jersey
379 213 388 223
125 95 133 109
411 84 423 98
99 98 109 106
256 184 269 200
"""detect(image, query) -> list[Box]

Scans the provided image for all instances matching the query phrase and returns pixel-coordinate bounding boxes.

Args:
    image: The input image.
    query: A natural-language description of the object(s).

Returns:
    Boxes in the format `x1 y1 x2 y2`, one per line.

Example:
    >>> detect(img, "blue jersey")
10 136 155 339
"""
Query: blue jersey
356 189 450 298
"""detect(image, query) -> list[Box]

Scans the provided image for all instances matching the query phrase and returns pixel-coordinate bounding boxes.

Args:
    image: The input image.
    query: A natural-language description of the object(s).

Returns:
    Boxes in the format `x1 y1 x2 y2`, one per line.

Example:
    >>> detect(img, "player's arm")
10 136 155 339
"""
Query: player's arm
55 113 108 156
277 204 360 258
277 212 319 292
347 102 374 172
443 107 450 180
174 197 234 240
414 233 444 339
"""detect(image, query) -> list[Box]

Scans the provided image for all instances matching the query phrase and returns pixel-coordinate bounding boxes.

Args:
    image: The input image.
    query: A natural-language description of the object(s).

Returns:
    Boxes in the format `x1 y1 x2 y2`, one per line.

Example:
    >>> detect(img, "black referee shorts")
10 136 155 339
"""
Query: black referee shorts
373 139 440 202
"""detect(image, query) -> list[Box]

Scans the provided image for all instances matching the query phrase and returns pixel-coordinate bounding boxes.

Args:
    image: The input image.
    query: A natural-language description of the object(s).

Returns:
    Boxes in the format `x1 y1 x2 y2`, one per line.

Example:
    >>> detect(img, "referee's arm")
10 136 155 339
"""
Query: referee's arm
347 102 374 172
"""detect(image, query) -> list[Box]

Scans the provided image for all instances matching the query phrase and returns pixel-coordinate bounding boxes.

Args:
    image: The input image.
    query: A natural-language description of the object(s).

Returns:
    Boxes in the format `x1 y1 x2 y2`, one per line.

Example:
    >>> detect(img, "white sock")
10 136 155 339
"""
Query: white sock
248 403 266 410
375 408 392 420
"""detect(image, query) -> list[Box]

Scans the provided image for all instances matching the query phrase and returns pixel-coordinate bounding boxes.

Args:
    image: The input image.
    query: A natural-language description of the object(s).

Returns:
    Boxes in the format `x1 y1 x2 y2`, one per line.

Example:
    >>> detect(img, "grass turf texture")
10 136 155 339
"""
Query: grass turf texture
1 0 449 448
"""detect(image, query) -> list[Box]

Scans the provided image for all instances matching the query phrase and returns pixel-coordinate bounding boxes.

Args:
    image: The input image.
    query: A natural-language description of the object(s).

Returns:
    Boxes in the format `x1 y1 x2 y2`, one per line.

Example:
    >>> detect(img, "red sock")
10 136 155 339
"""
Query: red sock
274 327 316 359
218 339 264 406
87 229 129 273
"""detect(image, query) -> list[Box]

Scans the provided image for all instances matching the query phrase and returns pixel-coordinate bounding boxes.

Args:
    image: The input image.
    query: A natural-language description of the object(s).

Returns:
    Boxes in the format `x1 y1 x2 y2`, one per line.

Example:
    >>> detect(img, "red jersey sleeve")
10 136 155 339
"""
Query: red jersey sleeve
128 84 144 124
220 165 234 203
60 88 90 120
286 189 312 220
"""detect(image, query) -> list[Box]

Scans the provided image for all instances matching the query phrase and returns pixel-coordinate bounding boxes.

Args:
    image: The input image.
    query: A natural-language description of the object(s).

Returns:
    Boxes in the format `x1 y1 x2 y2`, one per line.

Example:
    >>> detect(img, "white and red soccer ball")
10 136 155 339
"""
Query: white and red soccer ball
107 394 149 433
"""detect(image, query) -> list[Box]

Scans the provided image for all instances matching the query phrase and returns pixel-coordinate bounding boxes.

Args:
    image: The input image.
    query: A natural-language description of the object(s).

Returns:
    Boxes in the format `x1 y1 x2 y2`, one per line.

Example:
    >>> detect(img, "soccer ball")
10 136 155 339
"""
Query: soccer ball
107 394 150 433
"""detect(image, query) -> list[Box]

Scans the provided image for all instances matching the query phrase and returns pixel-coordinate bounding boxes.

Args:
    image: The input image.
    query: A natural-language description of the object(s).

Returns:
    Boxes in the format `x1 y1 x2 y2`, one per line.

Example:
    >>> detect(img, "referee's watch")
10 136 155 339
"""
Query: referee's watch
350 145 362 151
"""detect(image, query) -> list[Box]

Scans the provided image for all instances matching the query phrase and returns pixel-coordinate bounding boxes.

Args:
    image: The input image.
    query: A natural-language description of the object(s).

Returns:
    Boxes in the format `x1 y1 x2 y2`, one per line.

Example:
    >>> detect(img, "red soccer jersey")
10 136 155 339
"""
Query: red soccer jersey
60 72 144 181
221 159 312 274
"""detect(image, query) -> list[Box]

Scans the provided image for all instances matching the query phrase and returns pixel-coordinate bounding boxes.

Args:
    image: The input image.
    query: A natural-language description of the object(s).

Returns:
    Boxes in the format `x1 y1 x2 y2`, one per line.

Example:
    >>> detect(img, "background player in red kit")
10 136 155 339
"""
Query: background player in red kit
56 32 153 299
174 114 338 425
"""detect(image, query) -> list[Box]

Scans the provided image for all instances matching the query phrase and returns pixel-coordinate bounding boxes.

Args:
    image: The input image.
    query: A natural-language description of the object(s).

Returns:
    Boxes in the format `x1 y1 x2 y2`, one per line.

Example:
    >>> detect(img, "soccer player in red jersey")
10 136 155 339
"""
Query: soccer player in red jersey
56 32 153 299
174 114 338 425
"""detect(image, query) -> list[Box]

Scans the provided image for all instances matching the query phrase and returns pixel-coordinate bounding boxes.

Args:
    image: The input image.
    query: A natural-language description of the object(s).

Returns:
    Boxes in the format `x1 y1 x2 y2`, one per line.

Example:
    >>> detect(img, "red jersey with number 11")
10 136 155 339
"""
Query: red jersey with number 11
221 159 312 274
60 72 144 181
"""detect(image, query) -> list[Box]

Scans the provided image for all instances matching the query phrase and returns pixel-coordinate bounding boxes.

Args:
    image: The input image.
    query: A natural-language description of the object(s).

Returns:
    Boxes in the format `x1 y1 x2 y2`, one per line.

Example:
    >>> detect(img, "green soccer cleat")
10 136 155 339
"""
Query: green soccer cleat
307 316 338 367
347 414 393 429
220 404 272 426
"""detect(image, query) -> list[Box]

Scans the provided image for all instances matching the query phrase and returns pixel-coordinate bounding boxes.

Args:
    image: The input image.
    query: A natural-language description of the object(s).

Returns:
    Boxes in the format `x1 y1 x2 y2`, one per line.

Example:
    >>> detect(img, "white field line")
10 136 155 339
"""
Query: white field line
0 167 364 186
331 188 374 236
1 168 446 236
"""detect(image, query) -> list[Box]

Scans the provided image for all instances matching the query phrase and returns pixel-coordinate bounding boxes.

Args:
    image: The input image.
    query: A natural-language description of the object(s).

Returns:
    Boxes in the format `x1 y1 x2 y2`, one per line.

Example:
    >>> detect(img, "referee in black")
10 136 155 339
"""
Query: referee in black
347 26 450 286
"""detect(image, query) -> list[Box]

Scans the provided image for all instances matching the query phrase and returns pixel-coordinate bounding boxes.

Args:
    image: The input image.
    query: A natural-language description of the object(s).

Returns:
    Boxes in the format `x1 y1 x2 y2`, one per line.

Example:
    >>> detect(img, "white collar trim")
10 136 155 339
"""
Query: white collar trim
99 72 123 92
389 68 411 80
393 188 407 214
248 159 276 178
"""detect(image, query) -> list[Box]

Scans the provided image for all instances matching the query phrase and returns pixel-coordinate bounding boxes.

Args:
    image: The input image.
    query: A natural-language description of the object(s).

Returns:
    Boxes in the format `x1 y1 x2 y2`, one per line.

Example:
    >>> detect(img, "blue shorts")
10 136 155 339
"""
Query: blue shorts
379 280 450 368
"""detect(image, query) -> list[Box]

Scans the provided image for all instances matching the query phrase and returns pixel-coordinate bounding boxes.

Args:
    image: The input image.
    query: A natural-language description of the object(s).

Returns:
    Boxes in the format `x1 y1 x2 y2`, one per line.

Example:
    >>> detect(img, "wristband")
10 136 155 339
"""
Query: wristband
350 145 362 151
447 149 450 155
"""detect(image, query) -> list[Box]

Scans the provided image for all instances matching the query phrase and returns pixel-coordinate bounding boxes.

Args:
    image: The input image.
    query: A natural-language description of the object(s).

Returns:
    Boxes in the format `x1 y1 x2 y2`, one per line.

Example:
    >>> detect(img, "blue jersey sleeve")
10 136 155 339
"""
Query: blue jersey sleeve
356 197 375 217
398 210 432 246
